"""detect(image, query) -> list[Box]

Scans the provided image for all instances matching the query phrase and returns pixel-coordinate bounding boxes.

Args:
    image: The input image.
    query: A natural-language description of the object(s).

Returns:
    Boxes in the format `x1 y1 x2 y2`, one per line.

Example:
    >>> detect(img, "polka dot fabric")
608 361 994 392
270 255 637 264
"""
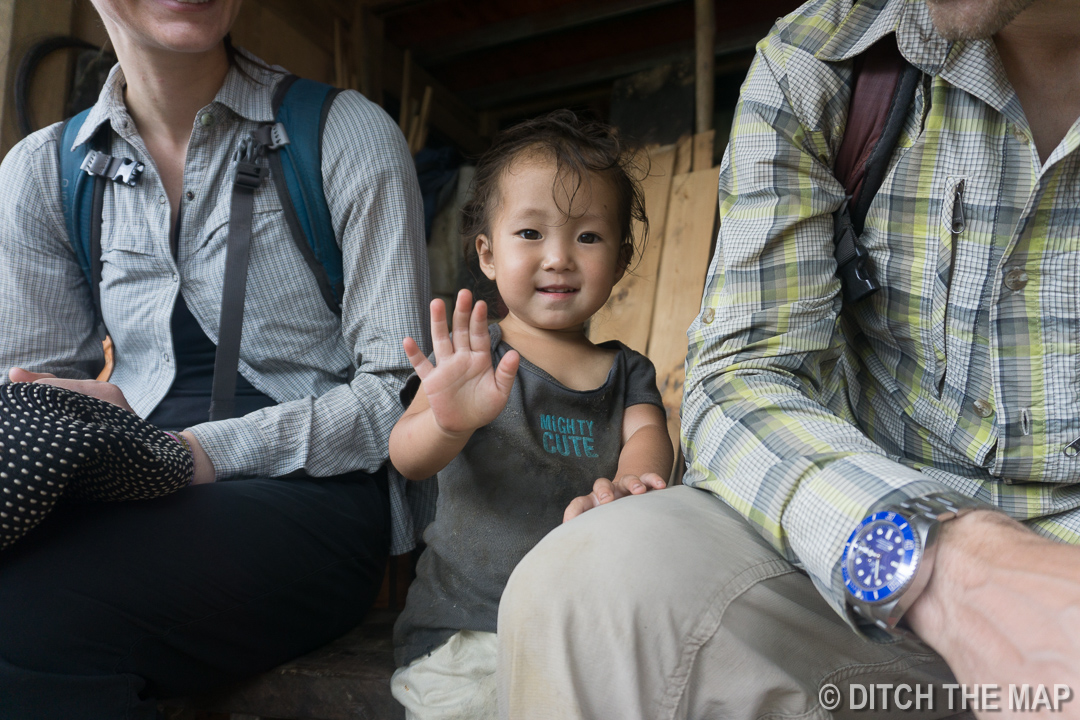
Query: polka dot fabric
0 382 194 550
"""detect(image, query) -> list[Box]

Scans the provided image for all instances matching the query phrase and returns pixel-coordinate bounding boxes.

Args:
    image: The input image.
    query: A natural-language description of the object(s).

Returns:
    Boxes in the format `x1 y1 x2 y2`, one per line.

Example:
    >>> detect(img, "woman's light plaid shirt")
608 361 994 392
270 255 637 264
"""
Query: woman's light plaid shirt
682 0 1080 629
0 57 434 554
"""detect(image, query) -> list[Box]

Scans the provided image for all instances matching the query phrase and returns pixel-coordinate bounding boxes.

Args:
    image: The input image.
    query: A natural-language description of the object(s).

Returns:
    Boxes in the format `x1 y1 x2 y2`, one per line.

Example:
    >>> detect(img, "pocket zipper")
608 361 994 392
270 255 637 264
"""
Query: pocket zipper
950 182 966 234
1064 436 1080 457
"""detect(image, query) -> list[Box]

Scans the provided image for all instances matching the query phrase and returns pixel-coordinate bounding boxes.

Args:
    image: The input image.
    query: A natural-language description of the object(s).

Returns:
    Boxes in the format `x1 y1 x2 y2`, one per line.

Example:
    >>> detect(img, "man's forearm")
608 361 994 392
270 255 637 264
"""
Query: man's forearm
905 510 1080 716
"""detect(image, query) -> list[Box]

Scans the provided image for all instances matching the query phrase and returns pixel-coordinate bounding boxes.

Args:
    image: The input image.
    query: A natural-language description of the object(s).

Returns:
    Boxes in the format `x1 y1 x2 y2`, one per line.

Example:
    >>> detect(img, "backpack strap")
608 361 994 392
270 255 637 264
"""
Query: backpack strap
208 75 342 420
268 75 344 314
209 132 270 422
58 109 97 291
832 35 921 303
57 110 111 338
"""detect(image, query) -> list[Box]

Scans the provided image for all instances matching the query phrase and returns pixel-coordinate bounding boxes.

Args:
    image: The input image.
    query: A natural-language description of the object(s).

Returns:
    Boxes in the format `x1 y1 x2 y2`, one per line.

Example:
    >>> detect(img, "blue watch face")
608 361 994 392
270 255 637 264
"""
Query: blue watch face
842 511 920 604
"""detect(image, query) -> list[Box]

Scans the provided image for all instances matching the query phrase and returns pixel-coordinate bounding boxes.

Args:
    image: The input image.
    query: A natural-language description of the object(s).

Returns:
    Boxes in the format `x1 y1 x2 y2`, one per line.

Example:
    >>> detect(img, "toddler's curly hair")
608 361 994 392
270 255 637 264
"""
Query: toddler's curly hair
462 109 648 270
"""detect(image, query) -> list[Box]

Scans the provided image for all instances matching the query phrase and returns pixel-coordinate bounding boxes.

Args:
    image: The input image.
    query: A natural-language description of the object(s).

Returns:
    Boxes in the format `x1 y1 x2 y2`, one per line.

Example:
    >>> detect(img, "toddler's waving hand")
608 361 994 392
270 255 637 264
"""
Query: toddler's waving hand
392 290 519 479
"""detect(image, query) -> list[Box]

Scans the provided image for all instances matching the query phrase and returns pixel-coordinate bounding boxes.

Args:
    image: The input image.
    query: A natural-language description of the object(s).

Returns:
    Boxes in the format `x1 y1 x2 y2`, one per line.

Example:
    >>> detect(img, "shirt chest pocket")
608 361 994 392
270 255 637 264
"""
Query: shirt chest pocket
197 180 284 254
98 186 165 258
197 181 339 325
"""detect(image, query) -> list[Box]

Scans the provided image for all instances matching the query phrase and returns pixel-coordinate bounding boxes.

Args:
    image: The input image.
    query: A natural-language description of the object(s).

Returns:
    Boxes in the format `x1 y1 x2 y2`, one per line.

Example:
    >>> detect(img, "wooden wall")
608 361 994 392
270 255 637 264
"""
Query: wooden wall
0 0 75 156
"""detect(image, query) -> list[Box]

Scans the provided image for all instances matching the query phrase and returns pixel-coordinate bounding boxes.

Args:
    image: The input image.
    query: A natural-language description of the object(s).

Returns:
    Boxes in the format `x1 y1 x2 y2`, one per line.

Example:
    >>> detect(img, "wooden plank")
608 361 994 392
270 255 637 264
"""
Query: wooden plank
350 4 379 100
692 128 714 171
232 3 334 84
382 42 486 155
255 0 337 50
588 144 676 354
333 18 346 88
646 166 720 467
694 0 716 134
452 23 767 110
408 85 433 154
673 134 693 175
398 48 412 132
364 10 385 105
460 39 693 109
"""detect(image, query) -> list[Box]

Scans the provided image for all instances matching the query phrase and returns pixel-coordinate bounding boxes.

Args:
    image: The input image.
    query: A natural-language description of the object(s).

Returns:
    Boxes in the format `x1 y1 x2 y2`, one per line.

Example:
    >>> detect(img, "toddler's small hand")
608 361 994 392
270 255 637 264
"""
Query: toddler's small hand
562 472 667 522
403 289 519 436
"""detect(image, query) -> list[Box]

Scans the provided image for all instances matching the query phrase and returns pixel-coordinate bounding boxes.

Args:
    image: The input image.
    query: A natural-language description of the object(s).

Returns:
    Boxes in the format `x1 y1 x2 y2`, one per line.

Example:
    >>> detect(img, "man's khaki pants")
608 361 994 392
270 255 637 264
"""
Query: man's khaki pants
497 486 970 720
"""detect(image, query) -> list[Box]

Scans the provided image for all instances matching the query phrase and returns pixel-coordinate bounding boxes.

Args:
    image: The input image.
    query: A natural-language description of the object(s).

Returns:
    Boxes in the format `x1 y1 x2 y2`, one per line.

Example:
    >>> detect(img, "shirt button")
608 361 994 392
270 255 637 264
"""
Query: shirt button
972 399 994 418
199 113 215 127
702 308 715 324
1003 267 1028 291
1013 126 1030 144
171 273 178 283
162 353 171 364
158 195 167 205
185 190 195 201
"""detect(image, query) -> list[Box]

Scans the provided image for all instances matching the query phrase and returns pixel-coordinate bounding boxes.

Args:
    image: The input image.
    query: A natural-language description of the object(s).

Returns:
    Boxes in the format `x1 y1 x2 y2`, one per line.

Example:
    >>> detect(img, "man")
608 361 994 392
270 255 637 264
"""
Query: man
496 0 1080 717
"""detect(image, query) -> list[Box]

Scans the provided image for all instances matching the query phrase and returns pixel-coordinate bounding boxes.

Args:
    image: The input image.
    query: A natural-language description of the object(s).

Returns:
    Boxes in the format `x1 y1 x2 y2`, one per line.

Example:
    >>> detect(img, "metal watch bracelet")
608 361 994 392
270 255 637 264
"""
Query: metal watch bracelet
848 490 983 633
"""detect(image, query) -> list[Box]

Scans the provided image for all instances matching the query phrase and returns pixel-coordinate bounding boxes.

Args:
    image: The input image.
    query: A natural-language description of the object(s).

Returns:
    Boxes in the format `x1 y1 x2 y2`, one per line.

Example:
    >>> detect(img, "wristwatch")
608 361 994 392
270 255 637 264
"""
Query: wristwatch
841 491 981 633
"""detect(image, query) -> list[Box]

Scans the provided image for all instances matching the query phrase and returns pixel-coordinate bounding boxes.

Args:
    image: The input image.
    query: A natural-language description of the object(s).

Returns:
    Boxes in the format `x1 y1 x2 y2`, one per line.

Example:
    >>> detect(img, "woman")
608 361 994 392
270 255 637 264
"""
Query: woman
0 0 430 717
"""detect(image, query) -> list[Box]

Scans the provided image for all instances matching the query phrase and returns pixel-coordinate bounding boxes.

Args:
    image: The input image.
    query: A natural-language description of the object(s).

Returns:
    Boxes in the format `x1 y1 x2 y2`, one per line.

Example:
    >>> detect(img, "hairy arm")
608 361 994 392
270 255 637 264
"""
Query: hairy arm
905 514 1080 718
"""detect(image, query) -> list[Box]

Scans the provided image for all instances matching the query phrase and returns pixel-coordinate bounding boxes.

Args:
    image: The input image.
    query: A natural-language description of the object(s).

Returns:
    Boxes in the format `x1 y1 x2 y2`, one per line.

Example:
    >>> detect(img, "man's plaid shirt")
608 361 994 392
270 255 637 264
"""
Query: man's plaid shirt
682 0 1080 627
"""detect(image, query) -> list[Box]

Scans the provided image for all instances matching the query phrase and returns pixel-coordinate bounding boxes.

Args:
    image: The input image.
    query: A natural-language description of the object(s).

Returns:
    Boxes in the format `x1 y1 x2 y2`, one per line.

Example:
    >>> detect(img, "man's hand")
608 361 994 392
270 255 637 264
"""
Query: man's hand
403 289 519 437
563 473 667 523
9 367 134 414
905 511 1080 718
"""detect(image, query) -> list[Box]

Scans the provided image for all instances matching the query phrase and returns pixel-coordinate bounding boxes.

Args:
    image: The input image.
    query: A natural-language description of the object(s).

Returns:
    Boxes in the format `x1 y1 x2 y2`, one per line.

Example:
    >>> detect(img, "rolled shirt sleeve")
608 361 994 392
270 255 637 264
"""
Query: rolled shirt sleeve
681 24 951 629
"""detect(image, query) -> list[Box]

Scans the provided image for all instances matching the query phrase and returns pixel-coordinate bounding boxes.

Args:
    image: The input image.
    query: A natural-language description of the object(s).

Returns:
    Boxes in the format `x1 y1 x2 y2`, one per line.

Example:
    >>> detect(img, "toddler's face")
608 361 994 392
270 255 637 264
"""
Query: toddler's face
477 154 625 335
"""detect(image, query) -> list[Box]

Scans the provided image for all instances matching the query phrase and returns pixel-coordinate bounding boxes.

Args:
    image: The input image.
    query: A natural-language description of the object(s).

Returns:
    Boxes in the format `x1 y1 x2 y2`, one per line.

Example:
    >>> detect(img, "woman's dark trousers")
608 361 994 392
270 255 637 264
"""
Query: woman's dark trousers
0 470 390 719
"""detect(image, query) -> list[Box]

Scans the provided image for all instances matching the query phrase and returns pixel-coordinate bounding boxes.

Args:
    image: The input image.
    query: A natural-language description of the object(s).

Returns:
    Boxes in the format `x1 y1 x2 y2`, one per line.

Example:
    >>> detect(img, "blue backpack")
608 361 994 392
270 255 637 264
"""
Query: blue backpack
56 75 345 419
57 75 345 321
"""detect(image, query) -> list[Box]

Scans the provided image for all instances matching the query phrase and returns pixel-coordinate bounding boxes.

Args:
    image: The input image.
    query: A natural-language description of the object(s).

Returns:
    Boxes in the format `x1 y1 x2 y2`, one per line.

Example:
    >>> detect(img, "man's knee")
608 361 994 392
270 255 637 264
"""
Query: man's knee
500 486 792 631
502 490 677 621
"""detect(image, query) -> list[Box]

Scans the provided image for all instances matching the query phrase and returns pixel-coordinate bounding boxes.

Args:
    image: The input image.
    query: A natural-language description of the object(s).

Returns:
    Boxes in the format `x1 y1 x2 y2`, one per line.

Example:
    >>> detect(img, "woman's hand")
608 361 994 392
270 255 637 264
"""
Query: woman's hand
403 289 519 437
179 431 216 485
8 368 215 484
9 367 135 414
563 473 667 522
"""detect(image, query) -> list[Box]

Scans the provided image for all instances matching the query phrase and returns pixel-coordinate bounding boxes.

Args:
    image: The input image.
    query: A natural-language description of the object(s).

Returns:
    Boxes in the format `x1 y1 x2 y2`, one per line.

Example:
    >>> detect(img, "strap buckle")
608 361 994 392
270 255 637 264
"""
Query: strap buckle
233 133 264 165
837 239 879 303
253 122 290 150
232 134 268 191
833 199 880 303
233 162 266 191
79 150 145 187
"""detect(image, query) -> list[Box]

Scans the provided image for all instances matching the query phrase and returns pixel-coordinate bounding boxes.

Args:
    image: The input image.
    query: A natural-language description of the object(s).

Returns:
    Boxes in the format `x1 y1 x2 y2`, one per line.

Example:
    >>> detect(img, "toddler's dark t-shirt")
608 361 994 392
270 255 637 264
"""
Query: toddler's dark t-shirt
393 323 664 666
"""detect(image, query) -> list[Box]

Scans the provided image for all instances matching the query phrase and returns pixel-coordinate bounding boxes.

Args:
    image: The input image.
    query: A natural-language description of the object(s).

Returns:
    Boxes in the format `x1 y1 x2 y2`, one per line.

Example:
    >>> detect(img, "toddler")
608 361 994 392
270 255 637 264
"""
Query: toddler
389 110 673 719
